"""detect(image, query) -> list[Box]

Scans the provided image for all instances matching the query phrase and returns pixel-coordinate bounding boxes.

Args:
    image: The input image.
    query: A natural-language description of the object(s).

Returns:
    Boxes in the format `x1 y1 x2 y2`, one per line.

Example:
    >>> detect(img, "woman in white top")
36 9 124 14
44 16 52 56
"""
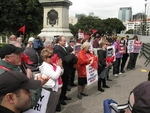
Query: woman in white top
39 48 63 113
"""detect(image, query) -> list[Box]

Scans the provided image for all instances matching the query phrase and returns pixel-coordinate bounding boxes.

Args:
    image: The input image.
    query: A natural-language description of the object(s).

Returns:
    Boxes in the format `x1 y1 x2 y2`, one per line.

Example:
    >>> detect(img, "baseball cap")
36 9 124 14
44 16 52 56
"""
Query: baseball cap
131 81 150 113
28 37 34 43
0 44 24 59
0 71 41 95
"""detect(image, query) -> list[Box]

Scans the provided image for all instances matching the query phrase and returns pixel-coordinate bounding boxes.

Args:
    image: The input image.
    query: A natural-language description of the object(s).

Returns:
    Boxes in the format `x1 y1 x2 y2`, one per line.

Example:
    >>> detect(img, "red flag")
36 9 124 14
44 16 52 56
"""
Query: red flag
85 35 90 40
91 56 98 69
18 25 26 34
91 29 97 34
105 56 115 64
51 54 59 64
21 53 33 64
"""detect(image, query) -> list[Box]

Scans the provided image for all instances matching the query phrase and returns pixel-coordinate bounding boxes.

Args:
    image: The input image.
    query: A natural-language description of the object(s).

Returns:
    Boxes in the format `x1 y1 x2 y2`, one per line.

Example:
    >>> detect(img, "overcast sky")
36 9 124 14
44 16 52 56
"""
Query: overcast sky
69 0 150 19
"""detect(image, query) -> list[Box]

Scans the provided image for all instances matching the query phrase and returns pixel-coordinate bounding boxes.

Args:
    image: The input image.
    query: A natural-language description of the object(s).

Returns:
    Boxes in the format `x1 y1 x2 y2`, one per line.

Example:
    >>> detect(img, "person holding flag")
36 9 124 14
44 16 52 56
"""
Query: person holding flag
97 41 112 92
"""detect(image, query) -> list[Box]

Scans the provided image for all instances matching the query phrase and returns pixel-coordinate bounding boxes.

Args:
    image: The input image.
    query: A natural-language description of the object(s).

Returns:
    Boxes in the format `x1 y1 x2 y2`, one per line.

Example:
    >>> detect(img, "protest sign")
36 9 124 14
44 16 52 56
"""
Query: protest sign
106 45 115 58
86 64 98 86
74 44 81 55
78 33 84 39
106 45 115 63
127 40 142 53
119 40 126 54
24 88 50 113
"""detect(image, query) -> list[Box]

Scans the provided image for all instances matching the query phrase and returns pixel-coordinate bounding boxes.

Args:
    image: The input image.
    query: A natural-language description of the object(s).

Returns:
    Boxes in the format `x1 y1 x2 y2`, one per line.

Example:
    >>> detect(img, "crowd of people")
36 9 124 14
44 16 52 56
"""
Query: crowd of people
0 32 147 113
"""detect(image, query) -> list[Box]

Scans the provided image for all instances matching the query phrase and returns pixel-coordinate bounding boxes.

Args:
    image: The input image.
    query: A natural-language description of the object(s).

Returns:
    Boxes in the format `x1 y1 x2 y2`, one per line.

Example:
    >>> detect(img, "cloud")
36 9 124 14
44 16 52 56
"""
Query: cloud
69 0 150 19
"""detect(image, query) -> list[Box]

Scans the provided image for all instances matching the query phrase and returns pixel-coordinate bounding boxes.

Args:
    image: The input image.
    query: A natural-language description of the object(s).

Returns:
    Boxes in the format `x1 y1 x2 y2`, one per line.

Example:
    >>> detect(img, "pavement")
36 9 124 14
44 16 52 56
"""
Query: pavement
57 56 149 113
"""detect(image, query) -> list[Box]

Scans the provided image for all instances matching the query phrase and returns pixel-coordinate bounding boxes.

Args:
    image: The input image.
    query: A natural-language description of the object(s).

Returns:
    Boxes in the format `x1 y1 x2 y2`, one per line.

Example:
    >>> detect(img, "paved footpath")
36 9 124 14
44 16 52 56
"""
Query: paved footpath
57 57 149 113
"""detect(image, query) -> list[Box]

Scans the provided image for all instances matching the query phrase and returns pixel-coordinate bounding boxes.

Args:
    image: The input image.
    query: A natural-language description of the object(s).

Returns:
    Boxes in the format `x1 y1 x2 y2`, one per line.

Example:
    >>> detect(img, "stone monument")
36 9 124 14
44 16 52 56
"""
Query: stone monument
38 0 73 41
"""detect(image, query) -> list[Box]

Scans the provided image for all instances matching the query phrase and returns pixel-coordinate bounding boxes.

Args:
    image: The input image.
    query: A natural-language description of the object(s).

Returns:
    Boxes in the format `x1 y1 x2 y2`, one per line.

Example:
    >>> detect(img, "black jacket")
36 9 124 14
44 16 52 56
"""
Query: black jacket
0 105 15 113
54 45 77 77
97 49 107 74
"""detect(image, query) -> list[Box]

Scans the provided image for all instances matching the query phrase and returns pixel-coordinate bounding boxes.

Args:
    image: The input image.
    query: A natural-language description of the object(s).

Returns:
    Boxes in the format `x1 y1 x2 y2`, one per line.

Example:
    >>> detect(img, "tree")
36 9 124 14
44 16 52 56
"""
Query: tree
72 16 104 35
69 16 126 36
0 0 43 36
103 18 126 34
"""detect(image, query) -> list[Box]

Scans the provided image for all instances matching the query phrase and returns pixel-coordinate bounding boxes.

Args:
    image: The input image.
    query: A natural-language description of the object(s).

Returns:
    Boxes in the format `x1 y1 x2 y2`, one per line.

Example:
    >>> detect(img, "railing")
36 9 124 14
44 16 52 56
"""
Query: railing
139 43 150 66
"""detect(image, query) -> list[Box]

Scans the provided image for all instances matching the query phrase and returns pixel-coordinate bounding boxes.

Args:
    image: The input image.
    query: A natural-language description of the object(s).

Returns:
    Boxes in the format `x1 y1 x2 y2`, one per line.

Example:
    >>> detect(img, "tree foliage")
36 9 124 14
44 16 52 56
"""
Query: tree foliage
0 0 43 36
70 16 126 36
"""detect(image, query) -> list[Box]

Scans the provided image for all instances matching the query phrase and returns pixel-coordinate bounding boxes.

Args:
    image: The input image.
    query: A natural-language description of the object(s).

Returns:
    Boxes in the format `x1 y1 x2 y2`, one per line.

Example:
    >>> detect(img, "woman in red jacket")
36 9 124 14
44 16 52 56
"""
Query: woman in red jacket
77 42 95 99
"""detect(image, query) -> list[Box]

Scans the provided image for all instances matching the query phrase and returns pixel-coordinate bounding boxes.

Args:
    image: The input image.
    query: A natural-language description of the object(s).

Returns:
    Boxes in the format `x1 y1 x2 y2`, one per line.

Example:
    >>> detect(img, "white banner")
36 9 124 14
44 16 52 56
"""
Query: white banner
86 65 98 86
24 88 50 113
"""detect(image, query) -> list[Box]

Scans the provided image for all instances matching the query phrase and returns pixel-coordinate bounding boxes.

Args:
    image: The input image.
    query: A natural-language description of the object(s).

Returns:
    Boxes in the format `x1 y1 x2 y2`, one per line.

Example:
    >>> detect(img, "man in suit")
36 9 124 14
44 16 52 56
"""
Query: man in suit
54 36 77 105
66 38 78 91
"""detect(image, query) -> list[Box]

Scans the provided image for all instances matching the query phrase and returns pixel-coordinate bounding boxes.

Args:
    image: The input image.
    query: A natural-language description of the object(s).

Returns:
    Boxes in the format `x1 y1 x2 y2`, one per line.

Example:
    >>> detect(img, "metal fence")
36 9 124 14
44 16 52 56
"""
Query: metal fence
139 43 150 66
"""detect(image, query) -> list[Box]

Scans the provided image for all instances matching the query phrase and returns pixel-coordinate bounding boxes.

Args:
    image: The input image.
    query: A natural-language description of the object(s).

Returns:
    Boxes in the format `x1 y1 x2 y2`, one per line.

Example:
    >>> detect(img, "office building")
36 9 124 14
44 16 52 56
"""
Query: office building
118 7 132 22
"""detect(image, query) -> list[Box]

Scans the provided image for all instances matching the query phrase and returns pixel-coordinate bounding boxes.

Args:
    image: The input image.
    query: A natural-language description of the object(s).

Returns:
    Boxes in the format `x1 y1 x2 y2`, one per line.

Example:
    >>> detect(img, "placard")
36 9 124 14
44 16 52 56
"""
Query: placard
119 40 126 54
74 44 81 55
86 64 98 86
106 45 115 58
127 40 142 53
24 88 50 113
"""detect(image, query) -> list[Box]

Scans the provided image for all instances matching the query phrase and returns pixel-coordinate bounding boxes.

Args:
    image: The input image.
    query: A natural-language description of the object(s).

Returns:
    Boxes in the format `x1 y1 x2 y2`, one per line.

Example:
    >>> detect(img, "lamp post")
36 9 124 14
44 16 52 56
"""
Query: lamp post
145 0 148 35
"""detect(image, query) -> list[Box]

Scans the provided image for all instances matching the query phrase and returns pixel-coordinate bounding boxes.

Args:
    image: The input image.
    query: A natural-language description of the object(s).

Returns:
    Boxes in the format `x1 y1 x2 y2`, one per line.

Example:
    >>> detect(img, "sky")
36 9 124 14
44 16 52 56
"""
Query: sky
69 0 150 19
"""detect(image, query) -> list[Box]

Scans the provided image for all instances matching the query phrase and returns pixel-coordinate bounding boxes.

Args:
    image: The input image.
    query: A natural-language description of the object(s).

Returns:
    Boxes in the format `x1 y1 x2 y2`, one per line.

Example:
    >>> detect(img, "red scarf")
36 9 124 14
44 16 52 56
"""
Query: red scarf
51 63 63 85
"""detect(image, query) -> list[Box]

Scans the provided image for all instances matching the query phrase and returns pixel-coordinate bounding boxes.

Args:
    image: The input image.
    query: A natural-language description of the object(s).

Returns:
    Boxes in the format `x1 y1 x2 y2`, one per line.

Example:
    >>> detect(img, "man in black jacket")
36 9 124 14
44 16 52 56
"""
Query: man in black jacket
66 38 78 90
54 36 77 105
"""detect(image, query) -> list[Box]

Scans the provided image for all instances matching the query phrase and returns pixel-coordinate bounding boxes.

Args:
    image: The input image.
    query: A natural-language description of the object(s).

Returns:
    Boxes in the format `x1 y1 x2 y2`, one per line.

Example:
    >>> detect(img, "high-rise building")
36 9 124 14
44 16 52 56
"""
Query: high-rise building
75 14 86 20
118 7 132 22
133 13 144 21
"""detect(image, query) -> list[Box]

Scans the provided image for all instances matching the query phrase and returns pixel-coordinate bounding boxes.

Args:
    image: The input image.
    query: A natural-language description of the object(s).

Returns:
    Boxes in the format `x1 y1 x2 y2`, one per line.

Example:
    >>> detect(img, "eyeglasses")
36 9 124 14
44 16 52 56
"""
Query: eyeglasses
47 55 53 58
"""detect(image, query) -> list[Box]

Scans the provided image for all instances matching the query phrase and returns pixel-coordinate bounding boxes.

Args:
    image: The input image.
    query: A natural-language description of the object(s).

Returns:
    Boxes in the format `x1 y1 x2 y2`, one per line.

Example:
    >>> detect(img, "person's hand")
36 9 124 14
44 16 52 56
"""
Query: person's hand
37 74 50 85
71 51 75 54
108 62 112 66
89 60 94 65
56 58 63 68
89 57 94 61
89 57 94 65
26 68 33 79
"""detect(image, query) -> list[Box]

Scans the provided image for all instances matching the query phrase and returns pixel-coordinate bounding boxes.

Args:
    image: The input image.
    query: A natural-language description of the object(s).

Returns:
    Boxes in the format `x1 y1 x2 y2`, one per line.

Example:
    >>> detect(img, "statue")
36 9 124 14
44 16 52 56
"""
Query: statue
47 9 58 27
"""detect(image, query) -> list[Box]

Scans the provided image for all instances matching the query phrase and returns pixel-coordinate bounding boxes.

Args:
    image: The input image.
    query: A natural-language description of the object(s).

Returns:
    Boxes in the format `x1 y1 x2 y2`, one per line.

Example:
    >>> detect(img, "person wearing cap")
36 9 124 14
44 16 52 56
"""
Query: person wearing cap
0 71 41 113
24 37 41 72
125 81 150 113
0 44 49 109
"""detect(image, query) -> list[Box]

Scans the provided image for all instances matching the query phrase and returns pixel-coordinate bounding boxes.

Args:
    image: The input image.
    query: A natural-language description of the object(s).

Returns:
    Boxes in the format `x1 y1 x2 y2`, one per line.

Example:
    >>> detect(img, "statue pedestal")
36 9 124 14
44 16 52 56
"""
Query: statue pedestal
38 0 73 41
